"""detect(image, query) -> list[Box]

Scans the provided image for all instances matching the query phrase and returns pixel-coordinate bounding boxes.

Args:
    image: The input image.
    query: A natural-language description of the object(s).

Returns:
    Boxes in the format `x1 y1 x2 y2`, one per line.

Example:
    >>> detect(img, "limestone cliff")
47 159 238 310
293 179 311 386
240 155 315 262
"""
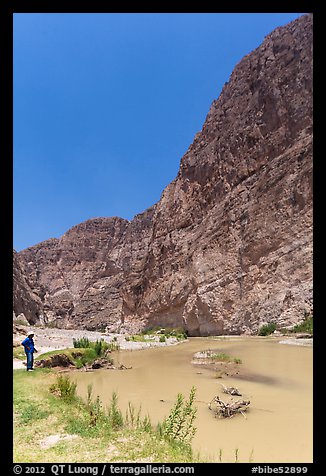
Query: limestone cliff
13 250 43 324
15 14 313 335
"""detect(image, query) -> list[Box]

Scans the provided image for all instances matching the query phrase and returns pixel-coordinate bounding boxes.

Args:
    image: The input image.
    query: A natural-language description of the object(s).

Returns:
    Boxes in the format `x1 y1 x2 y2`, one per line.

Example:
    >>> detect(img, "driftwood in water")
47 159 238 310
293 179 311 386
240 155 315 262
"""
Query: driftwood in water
209 395 250 419
221 384 242 396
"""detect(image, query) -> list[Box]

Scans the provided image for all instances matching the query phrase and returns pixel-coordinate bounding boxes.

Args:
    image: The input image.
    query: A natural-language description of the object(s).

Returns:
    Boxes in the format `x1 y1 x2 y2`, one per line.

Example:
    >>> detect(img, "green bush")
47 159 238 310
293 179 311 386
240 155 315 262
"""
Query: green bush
107 392 124 429
258 323 277 336
73 337 119 355
73 337 90 348
291 316 313 334
49 375 77 402
85 384 107 427
164 327 188 340
159 386 197 445
141 327 187 340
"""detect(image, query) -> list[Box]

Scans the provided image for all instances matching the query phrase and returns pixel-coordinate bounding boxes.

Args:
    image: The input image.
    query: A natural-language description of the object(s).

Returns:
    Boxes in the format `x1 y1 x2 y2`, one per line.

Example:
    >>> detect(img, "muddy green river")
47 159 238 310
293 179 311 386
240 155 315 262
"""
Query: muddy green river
73 337 313 463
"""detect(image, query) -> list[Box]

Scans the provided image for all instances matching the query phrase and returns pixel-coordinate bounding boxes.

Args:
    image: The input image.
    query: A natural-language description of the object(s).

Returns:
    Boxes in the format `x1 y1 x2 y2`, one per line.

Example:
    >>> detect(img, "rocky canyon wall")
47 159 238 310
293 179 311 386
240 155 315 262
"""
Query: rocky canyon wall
14 14 313 335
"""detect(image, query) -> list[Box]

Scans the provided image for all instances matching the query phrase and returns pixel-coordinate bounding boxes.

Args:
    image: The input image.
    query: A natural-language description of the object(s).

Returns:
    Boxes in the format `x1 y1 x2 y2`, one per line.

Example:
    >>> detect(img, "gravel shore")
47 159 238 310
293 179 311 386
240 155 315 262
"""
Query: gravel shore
278 337 313 347
13 325 312 370
13 325 188 369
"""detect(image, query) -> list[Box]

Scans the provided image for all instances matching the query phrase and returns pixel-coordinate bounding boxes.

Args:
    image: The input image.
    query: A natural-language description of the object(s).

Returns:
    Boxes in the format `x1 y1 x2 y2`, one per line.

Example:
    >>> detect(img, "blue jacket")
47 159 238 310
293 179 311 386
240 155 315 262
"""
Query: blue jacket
21 337 35 354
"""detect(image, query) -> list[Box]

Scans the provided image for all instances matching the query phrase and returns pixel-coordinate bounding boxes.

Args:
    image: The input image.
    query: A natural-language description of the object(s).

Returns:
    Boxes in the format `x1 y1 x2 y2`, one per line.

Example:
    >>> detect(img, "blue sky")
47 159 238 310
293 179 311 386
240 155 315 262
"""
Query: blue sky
13 12 303 251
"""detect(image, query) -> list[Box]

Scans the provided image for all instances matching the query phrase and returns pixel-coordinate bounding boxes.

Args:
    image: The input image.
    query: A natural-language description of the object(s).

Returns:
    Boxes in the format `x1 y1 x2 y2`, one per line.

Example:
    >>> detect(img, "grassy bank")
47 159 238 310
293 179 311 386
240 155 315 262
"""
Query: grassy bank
13 368 204 463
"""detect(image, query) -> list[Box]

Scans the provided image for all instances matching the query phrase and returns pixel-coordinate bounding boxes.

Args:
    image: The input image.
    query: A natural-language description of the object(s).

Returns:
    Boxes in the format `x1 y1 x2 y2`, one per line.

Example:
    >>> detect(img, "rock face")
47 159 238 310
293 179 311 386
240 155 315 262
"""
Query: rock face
14 14 313 335
13 250 43 324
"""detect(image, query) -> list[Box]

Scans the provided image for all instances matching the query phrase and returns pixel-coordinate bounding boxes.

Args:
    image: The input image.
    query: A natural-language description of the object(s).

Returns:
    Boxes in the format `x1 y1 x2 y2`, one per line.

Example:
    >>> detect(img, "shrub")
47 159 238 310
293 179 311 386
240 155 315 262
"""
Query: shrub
141 327 188 340
85 384 107 427
73 337 119 356
107 392 124 429
159 386 197 445
258 323 277 336
291 316 313 334
73 337 90 348
159 335 166 343
125 402 152 433
94 339 109 356
165 327 188 340
49 375 77 402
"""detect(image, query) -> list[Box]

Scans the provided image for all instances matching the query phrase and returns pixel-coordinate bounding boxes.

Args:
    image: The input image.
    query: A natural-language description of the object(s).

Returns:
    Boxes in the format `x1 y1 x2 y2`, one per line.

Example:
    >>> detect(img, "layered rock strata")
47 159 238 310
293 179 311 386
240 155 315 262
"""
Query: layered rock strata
14 14 313 335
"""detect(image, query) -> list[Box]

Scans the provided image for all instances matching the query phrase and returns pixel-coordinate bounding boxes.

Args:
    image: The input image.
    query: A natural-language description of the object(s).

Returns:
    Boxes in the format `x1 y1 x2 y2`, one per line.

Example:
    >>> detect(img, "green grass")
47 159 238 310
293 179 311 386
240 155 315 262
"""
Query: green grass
210 352 242 364
13 347 26 360
13 369 205 463
34 347 114 369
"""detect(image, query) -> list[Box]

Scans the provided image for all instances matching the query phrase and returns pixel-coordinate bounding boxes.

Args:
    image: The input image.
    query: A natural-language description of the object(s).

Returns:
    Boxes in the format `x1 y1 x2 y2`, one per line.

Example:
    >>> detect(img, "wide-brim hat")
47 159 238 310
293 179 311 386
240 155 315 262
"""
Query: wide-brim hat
27 331 35 337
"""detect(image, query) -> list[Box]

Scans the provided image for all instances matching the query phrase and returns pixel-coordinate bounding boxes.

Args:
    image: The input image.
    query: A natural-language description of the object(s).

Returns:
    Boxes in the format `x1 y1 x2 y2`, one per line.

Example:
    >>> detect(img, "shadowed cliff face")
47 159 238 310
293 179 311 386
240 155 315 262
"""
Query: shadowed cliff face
13 250 43 324
14 14 313 335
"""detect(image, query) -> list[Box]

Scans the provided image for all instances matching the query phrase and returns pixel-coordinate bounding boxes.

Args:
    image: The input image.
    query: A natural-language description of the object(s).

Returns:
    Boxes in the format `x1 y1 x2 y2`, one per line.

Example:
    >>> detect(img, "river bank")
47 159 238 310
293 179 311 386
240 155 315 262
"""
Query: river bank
12 324 189 369
13 368 202 463
13 325 312 370
13 332 313 462
71 336 313 462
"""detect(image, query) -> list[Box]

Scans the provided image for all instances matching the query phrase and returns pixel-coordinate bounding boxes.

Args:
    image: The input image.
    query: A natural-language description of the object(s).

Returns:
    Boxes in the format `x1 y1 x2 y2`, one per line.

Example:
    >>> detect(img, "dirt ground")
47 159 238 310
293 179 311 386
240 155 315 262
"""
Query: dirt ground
13 324 187 369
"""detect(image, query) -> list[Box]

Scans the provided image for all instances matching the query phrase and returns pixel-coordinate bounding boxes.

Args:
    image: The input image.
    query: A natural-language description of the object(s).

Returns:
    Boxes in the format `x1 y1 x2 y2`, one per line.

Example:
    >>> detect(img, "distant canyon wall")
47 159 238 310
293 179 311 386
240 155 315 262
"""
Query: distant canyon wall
14 14 313 335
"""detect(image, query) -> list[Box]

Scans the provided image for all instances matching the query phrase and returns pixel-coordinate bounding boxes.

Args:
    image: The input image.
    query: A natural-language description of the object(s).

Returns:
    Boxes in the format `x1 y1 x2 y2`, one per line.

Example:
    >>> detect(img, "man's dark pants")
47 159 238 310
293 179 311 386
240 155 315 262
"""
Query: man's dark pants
26 352 34 370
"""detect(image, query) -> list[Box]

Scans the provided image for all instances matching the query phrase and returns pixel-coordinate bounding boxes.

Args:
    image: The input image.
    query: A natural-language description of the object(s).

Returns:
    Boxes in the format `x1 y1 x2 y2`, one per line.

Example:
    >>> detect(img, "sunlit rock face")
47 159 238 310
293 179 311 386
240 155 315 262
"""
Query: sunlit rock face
15 15 313 335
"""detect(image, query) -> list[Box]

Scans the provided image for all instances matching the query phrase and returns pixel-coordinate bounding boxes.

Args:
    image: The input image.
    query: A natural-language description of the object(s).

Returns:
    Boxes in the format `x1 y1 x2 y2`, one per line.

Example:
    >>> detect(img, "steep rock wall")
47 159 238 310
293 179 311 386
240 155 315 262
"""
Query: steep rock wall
16 14 313 335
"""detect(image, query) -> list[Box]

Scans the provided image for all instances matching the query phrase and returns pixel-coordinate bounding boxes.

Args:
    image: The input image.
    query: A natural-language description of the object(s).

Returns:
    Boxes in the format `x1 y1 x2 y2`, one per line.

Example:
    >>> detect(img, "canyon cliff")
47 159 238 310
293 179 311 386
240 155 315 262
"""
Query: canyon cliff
14 14 313 335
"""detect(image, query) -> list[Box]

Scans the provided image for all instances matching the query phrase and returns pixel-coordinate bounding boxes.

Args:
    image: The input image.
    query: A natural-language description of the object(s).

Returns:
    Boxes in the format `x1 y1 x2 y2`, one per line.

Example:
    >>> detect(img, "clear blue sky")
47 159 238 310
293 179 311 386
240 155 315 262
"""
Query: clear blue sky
13 12 303 251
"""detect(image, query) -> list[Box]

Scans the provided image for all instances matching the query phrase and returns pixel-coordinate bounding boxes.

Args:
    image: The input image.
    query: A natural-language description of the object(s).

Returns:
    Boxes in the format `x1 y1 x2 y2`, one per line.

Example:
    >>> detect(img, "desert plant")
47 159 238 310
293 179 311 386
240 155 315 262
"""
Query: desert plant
160 386 197 445
291 316 313 334
258 323 277 336
49 375 77 402
107 392 124 429
125 402 152 433
85 384 106 427
73 337 91 348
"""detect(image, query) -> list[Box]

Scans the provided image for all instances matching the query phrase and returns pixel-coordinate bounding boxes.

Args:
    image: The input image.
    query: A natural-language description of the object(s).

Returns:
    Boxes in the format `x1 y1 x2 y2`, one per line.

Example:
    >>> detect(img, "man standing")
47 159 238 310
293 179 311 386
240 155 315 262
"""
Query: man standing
21 331 38 371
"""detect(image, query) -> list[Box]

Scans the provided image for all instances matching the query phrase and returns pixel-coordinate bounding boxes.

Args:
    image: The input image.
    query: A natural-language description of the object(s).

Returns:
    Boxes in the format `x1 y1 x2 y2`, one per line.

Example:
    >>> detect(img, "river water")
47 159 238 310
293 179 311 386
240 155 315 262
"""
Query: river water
73 337 313 463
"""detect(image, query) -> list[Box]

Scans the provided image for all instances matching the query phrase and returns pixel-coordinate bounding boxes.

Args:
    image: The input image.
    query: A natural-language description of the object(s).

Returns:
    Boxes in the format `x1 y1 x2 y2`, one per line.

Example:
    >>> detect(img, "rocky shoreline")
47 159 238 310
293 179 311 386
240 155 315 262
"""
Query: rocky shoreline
13 324 312 370
12 325 188 369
